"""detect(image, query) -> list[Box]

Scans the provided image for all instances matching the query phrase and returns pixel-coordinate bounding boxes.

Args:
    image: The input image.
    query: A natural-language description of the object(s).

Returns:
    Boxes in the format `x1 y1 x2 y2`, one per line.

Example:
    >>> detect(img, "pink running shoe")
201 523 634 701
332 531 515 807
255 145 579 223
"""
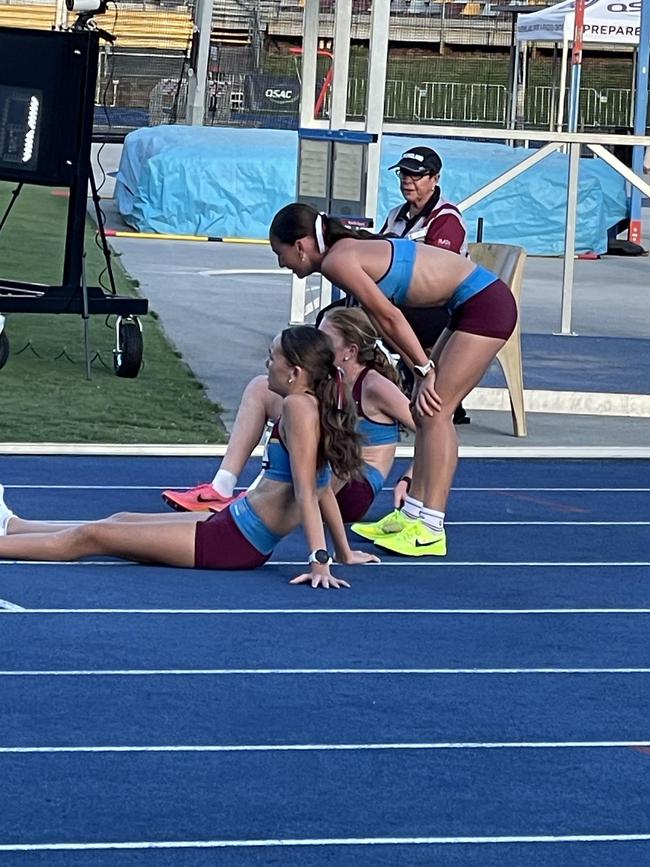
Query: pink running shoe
208 489 247 513
161 483 237 513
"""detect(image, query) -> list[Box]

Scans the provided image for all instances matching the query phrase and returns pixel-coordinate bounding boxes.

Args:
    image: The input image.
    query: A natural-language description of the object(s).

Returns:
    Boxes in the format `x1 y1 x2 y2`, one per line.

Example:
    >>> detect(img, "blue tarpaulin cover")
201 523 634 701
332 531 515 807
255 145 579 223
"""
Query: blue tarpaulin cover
116 125 628 255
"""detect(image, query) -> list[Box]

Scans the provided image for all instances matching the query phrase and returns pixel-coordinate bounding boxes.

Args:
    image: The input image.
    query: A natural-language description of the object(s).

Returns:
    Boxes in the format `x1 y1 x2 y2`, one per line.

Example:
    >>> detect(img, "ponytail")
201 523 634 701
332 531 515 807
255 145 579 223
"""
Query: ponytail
314 364 363 480
280 325 363 480
322 307 402 386
270 203 383 252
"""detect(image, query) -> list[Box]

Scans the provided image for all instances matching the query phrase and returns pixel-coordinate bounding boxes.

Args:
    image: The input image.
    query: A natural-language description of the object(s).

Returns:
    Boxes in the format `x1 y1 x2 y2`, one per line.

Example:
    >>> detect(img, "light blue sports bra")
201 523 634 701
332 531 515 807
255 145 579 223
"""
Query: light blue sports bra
262 420 331 488
353 368 400 447
375 238 497 311
376 238 417 305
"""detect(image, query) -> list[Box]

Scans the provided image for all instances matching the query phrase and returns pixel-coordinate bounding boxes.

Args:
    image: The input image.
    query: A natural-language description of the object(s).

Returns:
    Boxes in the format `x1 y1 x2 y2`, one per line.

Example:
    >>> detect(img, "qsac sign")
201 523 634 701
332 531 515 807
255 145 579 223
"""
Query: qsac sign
265 87 295 103
245 75 301 112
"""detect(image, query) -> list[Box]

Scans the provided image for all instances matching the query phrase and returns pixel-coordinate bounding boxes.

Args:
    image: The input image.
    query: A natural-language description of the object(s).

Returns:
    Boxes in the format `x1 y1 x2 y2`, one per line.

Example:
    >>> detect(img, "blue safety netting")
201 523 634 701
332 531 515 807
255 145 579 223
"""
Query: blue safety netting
115 125 628 255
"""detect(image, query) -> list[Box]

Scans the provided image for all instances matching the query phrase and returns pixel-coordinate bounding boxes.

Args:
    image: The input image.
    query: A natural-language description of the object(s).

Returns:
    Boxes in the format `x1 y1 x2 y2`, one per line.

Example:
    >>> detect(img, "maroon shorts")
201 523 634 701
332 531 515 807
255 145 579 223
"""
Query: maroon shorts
194 508 271 570
335 477 375 524
448 279 517 342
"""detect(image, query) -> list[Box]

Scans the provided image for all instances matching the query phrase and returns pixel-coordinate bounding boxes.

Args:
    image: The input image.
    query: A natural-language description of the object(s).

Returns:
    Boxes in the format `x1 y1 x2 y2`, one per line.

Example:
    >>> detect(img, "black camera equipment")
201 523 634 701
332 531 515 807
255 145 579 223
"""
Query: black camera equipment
0 23 147 377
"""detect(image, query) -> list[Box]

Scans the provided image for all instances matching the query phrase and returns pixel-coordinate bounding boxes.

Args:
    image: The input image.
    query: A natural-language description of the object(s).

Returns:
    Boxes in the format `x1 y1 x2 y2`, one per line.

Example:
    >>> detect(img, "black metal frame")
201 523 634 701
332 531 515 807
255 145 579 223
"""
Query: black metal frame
0 27 147 318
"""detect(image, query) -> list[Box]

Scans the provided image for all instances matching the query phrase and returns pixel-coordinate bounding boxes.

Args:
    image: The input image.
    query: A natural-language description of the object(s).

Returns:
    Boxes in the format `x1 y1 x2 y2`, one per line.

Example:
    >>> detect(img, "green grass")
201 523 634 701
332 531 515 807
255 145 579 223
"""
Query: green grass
0 183 226 444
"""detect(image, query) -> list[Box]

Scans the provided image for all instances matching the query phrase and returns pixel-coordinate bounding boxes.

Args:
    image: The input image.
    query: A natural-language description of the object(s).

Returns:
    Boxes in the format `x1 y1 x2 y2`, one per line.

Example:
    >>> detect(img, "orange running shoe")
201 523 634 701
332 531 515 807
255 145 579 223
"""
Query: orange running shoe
208 489 247 513
161 483 237 513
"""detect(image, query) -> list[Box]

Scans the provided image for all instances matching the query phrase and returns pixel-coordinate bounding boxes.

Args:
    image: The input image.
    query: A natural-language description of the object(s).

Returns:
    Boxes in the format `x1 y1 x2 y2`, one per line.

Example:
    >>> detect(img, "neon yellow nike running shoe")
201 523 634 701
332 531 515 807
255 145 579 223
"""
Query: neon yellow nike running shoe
374 519 447 557
350 509 412 541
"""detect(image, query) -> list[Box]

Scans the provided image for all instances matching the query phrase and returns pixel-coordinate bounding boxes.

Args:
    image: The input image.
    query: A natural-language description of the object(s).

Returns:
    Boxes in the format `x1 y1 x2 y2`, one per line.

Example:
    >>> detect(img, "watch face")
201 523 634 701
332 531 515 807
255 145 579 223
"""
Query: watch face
314 549 330 564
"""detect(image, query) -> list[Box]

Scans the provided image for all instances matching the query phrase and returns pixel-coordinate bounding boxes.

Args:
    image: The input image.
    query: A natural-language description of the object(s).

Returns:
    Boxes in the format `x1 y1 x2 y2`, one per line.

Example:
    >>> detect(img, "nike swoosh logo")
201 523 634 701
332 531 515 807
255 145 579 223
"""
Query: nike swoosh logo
197 493 225 502
415 538 443 547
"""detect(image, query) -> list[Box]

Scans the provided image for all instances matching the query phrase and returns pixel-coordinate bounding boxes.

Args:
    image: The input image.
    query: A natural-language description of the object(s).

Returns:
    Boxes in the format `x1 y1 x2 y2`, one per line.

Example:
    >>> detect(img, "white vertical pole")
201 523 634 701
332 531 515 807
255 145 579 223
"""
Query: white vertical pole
55 0 67 28
364 0 390 227
559 141 580 335
556 37 569 132
299 0 320 128
330 0 352 128
291 0 322 324
187 0 215 125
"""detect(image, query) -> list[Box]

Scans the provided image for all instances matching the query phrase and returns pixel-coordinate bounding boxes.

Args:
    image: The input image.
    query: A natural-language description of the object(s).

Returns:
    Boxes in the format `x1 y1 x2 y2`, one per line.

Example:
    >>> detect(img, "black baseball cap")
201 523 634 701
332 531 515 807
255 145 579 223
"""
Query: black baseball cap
388 146 442 175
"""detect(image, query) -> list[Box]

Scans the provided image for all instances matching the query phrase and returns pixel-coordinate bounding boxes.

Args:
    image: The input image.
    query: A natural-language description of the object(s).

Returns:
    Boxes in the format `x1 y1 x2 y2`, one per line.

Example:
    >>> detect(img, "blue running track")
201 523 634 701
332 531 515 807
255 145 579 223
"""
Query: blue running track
1 455 649 866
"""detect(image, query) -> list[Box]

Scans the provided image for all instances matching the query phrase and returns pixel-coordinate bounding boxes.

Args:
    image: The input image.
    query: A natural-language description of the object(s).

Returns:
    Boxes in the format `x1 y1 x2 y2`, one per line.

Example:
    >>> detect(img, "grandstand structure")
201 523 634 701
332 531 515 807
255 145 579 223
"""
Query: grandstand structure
0 0 641 134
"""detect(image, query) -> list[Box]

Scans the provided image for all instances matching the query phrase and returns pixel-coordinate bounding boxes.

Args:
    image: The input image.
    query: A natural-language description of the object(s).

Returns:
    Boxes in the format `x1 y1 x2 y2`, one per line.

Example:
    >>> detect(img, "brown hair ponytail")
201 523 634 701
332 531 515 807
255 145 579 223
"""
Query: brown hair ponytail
322 307 401 386
270 203 382 251
280 326 363 479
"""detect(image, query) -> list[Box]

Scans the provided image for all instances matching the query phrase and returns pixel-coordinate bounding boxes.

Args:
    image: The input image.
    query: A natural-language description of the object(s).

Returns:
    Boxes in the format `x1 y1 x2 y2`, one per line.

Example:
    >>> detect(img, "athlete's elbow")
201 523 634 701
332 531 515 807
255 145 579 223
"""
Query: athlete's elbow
374 306 401 333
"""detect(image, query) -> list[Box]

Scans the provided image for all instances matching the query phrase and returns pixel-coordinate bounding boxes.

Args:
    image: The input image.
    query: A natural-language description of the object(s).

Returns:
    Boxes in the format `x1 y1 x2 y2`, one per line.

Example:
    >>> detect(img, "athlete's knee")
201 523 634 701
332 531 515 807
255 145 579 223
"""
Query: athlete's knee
243 374 271 400
416 404 456 431
103 511 140 523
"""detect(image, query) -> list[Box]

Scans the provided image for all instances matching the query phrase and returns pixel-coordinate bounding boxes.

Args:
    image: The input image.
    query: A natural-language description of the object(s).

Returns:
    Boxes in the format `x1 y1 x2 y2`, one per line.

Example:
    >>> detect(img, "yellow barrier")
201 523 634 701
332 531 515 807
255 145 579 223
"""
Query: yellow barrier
0 4 194 51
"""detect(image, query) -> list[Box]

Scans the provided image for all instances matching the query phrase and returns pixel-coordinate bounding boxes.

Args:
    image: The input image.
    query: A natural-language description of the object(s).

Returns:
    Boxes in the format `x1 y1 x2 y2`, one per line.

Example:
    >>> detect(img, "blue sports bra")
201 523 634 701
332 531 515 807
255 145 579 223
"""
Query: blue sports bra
376 238 417 305
262 420 331 488
353 368 400 447
376 238 498 311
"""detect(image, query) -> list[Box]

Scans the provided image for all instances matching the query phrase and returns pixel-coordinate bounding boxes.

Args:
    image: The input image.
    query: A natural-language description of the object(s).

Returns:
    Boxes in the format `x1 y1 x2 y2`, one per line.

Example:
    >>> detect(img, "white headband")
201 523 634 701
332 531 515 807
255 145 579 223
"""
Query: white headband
315 212 327 255
374 338 396 365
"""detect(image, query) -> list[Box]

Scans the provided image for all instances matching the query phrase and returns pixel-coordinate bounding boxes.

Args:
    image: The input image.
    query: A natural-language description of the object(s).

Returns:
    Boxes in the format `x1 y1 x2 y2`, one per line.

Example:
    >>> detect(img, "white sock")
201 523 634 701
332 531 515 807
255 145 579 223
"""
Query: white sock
421 507 445 533
0 484 15 537
401 494 422 521
211 469 237 498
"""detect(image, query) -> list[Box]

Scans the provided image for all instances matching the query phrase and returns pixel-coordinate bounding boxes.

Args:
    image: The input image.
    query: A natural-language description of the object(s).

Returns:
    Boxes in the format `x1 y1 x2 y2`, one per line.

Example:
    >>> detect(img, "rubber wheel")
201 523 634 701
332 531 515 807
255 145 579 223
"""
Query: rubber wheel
113 318 143 378
0 330 9 371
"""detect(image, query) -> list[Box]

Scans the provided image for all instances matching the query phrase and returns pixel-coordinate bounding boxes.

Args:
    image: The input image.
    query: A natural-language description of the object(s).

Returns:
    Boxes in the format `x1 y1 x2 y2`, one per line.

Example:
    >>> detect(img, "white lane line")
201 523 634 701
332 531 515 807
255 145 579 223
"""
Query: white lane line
2 833 650 851
271 561 650 568
6 520 650 527
4 560 650 567
4 607 650 615
0 740 648 755
447 521 650 526
5 485 650 492
1 667 650 677
0 599 24 611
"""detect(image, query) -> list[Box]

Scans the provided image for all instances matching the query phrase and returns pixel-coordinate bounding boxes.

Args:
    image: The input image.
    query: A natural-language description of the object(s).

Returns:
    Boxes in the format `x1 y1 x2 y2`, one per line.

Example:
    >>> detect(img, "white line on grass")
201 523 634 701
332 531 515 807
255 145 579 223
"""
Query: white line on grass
4 607 650 615
1 667 650 677
2 833 650 851
0 740 648 755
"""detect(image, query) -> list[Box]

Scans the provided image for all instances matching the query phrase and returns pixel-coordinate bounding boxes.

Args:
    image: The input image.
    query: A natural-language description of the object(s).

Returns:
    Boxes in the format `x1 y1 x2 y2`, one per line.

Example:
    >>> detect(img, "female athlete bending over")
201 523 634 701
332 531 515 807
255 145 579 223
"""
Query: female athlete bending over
269 203 517 557
0 326 378 588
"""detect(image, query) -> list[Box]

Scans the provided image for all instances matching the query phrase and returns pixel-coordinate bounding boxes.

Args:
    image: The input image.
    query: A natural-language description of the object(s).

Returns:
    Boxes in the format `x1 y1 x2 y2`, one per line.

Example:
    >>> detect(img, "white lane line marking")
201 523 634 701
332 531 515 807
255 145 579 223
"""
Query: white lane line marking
1 668 650 677
6 520 650 527
271 561 650 568
2 833 650 851
447 521 650 526
5 485 650 492
3 560 650 567
0 741 648 755
0 599 24 611
4 608 650 615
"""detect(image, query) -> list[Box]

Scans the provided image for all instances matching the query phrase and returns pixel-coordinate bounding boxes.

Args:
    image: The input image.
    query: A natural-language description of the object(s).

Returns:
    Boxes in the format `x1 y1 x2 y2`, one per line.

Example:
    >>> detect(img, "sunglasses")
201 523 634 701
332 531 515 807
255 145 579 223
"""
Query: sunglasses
395 168 431 180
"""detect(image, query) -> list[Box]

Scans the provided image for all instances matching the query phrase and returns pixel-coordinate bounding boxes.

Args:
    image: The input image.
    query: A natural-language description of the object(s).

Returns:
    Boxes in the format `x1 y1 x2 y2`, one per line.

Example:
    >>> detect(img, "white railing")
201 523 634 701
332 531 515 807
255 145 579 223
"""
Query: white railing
415 80 508 124
344 79 635 129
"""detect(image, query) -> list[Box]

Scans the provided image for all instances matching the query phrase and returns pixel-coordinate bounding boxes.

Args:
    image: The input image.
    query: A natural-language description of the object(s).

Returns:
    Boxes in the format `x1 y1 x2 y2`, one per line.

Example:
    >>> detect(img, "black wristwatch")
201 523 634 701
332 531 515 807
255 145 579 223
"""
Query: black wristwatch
308 549 332 566
413 360 435 378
